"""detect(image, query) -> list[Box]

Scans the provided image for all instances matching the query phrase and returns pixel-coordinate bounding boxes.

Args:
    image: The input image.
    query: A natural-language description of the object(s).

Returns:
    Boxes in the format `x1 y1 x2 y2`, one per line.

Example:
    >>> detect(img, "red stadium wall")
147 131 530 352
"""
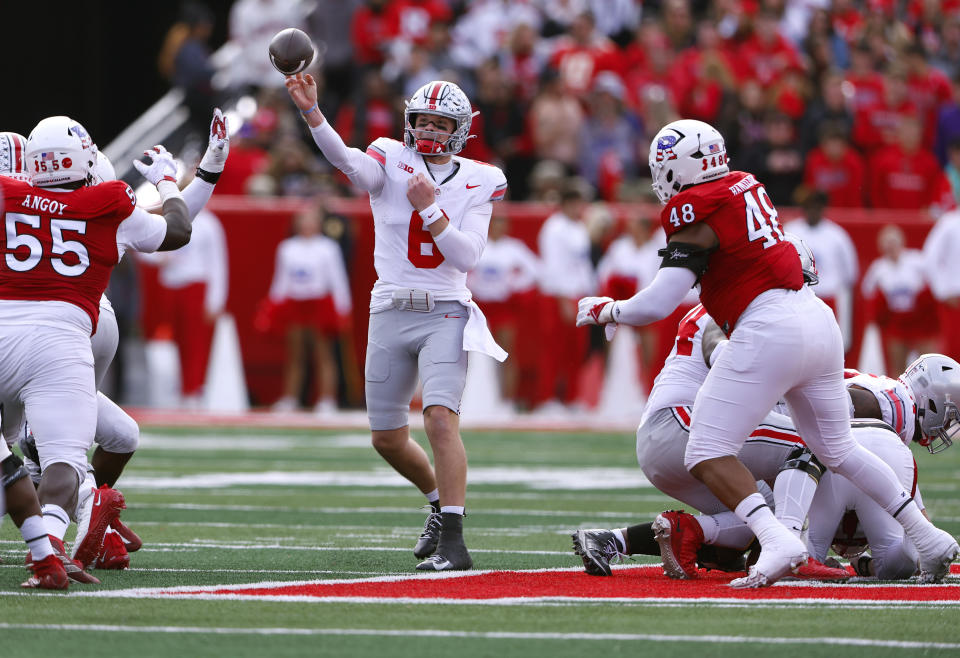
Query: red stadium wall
137 196 937 407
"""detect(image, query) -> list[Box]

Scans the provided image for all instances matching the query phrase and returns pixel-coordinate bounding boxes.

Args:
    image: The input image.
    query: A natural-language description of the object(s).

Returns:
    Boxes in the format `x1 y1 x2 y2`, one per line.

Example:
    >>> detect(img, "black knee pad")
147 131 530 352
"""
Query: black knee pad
778 446 826 484
1 452 29 489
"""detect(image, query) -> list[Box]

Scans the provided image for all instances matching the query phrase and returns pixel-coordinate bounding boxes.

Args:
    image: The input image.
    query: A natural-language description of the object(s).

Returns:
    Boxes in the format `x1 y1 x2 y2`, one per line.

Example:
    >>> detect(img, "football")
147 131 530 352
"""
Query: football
268 28 315 75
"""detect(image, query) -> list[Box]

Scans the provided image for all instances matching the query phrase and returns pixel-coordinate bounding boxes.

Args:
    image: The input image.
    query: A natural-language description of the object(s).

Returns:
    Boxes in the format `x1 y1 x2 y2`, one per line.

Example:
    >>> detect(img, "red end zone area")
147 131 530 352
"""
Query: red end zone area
154 565 960 605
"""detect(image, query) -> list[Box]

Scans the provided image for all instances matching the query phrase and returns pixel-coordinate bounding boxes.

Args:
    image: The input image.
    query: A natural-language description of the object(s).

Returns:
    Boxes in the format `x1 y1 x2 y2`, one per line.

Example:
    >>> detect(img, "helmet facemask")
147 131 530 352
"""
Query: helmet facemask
902 354 960 454
403 81 477 156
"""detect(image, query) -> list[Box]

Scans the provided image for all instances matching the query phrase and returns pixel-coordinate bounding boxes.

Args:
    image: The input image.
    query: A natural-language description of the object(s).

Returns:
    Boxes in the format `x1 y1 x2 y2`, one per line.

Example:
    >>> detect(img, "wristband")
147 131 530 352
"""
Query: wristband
195 167 221 184
156 179 183 203
418 203 444 226
301 103 319 116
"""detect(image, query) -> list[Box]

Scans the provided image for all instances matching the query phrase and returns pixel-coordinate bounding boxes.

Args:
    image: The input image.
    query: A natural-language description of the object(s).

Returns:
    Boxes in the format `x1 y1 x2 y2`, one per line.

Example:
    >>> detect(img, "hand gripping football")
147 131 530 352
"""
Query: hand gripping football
268 28 315 75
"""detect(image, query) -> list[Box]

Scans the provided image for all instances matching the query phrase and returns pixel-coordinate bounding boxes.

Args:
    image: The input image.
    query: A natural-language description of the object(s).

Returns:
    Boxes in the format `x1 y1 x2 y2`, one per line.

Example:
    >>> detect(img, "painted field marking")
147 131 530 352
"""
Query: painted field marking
0 623 957 650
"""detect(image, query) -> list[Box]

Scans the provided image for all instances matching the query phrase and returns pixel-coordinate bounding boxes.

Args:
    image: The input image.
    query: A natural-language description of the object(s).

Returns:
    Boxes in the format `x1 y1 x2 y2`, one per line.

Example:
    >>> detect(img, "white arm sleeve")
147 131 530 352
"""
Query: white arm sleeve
432 203 492 273
611 267 698 327
116 206 169 257
181 178 215 220
309 122 385 193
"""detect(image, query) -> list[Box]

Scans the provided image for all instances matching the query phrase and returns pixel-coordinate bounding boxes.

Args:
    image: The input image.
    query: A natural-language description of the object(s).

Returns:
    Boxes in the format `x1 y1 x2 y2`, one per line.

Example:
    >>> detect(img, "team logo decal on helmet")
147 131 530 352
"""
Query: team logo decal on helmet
655 134 680 162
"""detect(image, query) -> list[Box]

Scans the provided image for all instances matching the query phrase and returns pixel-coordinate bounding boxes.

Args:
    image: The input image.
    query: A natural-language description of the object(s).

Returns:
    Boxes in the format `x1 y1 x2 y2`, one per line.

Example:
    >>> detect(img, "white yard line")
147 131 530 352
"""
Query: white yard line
0 623 957 649
116 467 650 491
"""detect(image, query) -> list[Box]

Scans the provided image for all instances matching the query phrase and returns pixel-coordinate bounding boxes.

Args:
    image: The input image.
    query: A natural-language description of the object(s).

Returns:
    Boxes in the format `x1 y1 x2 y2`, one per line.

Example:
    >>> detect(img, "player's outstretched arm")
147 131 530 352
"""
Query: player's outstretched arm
181 108 229 217
133 146 190 251
285 73 384 193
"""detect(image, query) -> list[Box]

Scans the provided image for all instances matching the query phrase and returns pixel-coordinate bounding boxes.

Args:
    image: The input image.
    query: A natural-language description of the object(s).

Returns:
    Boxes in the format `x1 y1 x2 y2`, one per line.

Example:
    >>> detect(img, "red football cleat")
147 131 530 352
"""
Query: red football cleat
110 518 142 552
793 556 853 580
94 531 130 570
73 485 125 569
21 553 69 590
652 510 705 579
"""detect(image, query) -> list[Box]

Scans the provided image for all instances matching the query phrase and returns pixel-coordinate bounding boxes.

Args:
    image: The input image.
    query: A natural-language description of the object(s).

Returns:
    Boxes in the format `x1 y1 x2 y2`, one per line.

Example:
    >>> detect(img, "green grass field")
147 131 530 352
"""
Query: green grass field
1 424 958 657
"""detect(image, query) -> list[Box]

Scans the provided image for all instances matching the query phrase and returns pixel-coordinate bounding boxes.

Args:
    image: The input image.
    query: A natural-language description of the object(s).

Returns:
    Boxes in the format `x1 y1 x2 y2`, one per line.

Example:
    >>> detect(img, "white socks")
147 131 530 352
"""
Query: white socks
734 493 796 548
440 506 464 516
41 504 70 540
696 511 755 549
21 515 54 559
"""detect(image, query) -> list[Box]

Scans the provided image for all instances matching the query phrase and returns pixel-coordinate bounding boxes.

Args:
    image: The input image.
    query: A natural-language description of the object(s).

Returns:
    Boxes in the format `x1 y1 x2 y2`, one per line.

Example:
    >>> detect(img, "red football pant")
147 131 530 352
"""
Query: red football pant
160 282 215 397
534 296 587 405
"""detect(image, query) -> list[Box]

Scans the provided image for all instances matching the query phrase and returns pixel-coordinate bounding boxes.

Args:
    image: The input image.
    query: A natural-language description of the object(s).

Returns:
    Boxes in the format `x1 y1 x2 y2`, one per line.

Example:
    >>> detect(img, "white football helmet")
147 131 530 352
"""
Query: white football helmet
92 150 116 184
783 232 819 286
648 119 729 204
403 81 477 155
25 116 97 187
900 353 960 453
0 131 28 179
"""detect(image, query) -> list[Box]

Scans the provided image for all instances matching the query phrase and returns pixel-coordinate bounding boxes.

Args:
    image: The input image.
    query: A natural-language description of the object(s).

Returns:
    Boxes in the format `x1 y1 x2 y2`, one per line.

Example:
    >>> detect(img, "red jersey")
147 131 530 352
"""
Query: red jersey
660 171 802 333
868 146 945 210
802 146 866 208
0 178 135 330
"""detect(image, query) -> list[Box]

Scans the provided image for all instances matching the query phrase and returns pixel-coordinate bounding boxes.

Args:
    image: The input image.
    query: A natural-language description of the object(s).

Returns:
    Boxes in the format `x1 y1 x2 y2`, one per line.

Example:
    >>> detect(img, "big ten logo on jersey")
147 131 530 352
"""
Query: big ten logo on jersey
397 161 414 174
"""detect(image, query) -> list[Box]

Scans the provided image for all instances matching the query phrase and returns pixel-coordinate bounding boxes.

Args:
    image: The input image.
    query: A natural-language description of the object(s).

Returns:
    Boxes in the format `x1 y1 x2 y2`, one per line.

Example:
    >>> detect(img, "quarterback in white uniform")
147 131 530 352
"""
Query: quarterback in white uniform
285 73 506 571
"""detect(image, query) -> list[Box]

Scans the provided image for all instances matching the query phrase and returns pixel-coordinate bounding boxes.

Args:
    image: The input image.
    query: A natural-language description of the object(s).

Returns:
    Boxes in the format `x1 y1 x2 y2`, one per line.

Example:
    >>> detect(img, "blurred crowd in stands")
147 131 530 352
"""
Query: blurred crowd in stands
147 0 960 413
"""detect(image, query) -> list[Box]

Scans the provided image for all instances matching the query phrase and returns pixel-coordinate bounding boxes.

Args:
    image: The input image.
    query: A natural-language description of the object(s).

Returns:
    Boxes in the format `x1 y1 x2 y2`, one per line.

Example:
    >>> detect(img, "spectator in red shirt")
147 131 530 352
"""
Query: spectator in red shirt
351 0 393 68
670 21 737 125
548 11 619 97
844 41 885 113
384 0 452 47
803 122 866 208
734 10 806 89
869 114 949 210
853 64 919 156
904 43 953 148
832 0 867 44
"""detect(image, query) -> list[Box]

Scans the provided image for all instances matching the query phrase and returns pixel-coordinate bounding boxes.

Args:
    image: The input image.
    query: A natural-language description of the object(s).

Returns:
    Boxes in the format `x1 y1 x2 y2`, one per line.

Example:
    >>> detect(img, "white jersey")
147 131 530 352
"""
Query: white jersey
640 303 712 425
268 234 352 314
923 209 960 300
467 235 539 302
537 211 594 298
843 369 917 446
365 138 507 309
860 249 929 313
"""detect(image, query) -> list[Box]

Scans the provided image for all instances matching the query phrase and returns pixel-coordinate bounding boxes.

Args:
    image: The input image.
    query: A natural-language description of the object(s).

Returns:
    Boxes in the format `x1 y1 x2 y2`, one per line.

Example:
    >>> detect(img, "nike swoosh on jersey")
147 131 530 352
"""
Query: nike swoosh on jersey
465 184 480 189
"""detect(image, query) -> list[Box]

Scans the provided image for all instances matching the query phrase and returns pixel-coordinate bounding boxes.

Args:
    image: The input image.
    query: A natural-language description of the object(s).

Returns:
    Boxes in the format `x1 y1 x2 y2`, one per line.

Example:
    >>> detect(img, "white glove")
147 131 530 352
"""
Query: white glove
576 296 616 327
198 108 229 174
133 145 178 186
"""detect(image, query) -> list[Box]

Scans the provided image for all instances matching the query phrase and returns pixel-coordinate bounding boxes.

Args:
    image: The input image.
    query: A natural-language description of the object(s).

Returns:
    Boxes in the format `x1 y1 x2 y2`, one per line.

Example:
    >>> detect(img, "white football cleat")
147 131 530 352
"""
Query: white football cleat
918 530 958 584
729 535 808 589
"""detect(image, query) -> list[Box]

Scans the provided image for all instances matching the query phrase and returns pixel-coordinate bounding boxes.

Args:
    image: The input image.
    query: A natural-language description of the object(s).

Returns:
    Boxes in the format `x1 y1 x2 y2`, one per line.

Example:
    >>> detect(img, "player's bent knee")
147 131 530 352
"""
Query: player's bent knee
370 428 408 453
777 446 826 483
